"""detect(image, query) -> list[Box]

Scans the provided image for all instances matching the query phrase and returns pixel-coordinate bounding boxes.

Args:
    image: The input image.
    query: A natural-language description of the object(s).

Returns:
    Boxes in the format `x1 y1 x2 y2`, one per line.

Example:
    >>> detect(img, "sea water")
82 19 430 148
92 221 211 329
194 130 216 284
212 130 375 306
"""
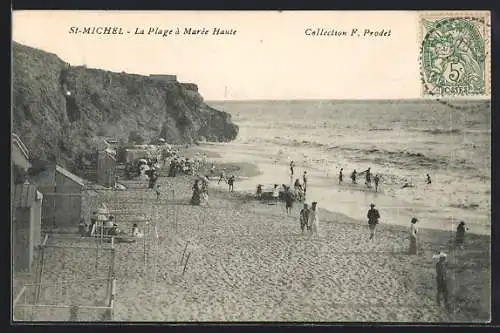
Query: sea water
206 100 491 235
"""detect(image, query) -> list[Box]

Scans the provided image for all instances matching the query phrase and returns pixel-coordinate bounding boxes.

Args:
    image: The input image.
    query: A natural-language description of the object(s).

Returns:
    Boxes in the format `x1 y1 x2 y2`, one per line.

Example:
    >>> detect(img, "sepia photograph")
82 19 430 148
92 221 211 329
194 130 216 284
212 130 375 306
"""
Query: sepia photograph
11 11 491 322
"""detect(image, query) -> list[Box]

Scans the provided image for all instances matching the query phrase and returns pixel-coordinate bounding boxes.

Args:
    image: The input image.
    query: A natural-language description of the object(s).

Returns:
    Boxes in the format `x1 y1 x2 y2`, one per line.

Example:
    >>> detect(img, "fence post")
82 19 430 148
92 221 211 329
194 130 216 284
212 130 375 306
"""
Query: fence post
110 278 116 321
69 304 79 321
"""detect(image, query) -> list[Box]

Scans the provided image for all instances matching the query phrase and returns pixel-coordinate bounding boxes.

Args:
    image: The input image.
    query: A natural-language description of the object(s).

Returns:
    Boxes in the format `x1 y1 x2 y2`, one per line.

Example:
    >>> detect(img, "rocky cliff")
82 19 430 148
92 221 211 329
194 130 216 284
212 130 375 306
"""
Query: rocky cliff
12 42 238 174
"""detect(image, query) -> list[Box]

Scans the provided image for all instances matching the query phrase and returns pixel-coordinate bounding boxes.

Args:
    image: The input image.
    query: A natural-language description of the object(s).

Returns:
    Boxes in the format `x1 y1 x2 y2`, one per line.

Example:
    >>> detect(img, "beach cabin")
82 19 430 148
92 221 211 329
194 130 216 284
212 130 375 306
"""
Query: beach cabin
31 164 87 228
12 184 43 273
97 149 116 188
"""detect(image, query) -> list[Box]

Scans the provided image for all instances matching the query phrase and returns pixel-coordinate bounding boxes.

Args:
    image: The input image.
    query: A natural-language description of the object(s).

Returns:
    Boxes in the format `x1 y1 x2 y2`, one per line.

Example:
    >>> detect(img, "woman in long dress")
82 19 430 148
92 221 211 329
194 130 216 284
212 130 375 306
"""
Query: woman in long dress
308 202 320 235
190 180 201 205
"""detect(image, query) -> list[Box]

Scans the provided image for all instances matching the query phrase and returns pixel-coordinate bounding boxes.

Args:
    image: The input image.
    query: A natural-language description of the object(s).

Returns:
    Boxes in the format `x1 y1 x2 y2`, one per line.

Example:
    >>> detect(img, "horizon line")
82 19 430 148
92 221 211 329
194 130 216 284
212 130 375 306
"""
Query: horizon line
206 98 492 102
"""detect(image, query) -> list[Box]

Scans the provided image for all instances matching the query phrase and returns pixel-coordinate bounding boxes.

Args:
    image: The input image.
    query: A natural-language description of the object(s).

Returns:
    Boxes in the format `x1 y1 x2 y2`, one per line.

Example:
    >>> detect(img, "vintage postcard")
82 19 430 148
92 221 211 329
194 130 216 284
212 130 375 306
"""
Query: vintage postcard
11 11 491 323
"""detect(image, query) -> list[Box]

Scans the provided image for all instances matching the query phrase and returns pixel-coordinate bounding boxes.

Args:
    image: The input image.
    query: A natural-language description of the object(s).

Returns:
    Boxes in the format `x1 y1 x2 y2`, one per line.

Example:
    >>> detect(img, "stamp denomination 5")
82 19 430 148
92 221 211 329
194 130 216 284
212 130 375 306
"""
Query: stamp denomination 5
419 11 490 98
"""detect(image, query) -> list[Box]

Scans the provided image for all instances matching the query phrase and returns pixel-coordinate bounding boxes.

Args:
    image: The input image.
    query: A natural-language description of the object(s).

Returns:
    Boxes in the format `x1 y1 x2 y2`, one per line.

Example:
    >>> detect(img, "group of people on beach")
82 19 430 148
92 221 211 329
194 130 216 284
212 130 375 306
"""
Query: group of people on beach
217 170 236 192
339 167 381 192
365 201 469 310
287 160 469 310
339 167 433 192
299 202 320 234
79 211 144 240
168 157 199 177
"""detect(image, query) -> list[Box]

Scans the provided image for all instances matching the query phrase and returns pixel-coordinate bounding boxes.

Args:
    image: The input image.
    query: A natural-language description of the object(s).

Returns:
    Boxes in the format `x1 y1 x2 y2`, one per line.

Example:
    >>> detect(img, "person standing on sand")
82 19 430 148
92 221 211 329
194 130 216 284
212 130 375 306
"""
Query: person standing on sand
426 173 432 184
409 217 418 255
272 184 280 205
290 161 295 176
435 253 450 310
294 178 302 192
256 184 263 200
455 221 468 248
284 186 294 214
299 203 310 233
374 174 380 192
351 169 357 184
367 203 380 240
303 171 308 194
308 202 320 235
339 168 343 184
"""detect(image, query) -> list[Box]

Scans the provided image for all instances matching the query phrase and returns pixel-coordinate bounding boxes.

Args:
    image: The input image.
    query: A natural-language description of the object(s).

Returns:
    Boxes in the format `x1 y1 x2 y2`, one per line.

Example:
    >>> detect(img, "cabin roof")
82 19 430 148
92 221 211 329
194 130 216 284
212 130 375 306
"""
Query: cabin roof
55 165 86 187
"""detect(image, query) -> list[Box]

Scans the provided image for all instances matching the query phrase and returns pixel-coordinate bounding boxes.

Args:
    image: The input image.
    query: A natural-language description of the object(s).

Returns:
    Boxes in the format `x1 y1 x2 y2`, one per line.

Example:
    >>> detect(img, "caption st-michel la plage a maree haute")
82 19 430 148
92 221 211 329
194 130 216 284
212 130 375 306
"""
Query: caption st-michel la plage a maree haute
68 26 237 37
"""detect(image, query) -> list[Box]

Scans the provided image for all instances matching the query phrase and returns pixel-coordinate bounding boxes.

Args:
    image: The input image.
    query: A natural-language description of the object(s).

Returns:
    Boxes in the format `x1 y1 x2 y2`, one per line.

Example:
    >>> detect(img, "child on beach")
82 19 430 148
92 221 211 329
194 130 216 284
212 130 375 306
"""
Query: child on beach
299 203 310 233
339 168 343 184
228 175 235 192
132 223 144 238
308 202 320 235
426 173 432 184
367 203 380 241
155 184 161 200
272 184 279 205
284 186 294 214
351 169 357 184
409 217 418 255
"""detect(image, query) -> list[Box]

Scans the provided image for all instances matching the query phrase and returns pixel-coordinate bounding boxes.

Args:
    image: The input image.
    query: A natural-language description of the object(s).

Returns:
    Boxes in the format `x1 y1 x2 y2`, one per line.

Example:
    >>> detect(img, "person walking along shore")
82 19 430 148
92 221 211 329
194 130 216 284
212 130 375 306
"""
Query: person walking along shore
409 217 418 255
367 203 380 241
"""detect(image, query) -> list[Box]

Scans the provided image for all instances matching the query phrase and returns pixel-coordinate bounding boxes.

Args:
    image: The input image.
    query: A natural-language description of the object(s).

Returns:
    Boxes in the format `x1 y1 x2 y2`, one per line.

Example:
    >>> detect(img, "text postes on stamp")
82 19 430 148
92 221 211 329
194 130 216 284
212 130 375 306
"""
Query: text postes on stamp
419 12 490 98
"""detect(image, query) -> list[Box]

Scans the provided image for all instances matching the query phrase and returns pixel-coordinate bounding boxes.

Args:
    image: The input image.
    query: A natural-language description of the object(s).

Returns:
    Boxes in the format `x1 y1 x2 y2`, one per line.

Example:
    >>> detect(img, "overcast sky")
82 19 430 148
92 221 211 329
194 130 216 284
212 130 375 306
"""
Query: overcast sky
12 11 486 101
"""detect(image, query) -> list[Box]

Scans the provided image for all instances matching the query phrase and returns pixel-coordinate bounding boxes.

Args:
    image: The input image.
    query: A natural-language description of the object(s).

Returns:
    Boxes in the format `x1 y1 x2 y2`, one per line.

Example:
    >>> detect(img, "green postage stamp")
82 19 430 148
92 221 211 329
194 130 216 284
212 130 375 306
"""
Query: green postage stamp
419 11 491 97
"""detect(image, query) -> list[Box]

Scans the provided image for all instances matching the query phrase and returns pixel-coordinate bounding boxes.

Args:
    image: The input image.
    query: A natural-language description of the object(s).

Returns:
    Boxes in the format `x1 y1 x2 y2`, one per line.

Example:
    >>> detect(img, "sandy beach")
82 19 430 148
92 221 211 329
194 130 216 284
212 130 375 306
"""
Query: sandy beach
13 152 490 323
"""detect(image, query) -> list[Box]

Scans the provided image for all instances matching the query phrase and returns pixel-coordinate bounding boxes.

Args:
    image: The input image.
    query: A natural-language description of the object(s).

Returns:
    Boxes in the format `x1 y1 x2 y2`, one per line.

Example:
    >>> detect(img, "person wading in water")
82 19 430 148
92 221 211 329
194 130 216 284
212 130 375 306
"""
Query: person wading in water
374 174 380 192
351 169 357 184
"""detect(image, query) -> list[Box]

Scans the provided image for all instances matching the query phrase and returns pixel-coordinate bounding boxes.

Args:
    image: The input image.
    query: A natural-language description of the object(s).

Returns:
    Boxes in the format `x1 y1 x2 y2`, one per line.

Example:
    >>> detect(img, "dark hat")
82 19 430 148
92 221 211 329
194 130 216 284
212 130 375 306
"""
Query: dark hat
411 217 418 223
312 201 317 205
370 203 375 207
